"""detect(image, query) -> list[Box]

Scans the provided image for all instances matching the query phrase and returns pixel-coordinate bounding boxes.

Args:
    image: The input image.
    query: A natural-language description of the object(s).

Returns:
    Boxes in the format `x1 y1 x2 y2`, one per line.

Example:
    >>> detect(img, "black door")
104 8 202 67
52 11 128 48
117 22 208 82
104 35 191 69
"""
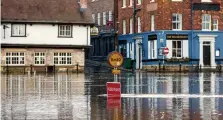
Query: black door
203 46 210 65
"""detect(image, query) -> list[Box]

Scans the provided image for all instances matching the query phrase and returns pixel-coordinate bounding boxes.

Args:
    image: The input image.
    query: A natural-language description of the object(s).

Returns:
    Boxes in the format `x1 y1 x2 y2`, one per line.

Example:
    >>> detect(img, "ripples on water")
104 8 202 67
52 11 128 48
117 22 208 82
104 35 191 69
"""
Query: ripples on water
1 72 223 119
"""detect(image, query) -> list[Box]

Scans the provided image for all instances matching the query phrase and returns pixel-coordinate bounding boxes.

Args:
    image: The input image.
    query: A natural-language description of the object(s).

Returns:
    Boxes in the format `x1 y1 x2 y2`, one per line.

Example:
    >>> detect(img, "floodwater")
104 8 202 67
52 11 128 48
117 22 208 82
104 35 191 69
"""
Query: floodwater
1 72 223 120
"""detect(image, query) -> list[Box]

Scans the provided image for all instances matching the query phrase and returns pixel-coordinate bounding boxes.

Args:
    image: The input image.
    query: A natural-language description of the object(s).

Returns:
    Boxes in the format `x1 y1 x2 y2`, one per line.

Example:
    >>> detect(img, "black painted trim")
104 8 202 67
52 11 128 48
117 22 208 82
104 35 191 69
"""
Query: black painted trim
57 24 73 38
193 3 220 11
166 34 188 40
1 20 94 26
141 59 200 62
11 23 27 37
1 43 92 49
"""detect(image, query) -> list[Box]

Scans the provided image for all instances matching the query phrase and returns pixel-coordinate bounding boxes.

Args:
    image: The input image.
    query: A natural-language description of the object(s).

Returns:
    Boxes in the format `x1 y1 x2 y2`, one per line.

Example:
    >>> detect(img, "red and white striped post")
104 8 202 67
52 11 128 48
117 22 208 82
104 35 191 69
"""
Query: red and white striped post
163 47 169 64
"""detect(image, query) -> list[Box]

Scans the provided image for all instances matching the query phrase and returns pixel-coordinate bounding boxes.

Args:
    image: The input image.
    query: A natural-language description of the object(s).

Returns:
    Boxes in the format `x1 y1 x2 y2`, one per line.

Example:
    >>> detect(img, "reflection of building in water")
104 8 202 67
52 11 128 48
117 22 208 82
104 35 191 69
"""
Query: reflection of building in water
199 72 216 95
199 72 218 120
1 74 91 120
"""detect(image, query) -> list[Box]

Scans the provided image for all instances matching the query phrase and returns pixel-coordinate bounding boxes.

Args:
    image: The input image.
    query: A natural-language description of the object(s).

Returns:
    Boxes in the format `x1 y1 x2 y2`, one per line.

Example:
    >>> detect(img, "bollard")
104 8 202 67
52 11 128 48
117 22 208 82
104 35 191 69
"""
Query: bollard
28 71 30 76
6 64 9 75
30 64 33 75
200 64 201 72
67 68 69 74
220 64 222 72
24 67 26 75
76 63 79 74
159 62 161 72
54 64 56 75
180 63 181 72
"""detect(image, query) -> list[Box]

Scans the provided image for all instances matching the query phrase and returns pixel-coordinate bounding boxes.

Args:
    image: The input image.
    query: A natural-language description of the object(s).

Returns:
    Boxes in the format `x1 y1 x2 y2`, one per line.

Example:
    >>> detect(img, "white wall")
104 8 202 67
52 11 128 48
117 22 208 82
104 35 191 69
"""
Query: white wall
166 40 172 58
1 24 91 46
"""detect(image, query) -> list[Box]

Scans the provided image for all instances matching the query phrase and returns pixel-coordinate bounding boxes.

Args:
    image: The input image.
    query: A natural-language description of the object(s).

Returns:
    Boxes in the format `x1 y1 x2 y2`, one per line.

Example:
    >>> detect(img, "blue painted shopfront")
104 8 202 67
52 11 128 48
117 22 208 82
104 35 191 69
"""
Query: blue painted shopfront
118 31 223 69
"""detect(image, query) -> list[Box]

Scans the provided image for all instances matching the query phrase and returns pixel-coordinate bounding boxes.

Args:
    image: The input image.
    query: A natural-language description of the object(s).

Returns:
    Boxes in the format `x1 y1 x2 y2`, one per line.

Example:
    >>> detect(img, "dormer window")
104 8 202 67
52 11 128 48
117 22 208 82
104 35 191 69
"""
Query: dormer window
58 25 72 37
11 24 26 37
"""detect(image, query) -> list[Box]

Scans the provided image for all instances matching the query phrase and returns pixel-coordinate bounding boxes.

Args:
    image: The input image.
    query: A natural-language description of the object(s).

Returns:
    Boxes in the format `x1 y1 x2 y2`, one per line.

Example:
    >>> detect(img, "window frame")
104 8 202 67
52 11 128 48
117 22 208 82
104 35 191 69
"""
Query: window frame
172 13 182 30
108 11 113 21
122 0 126 8
130 18 133 34
172 0 183 1
97 13 101 25
129 0 133 6
137 0 141 5
202 14 211 31
213 19 218 31
103 12 106 25
137 17 141 33
201 0 212 2
58 25 73 38
53 52 72 65
151 15 155 31
172 40 182 58
34 52 46 65
11 24 27 37
6 52 25 65
123 20 126 34
150 40 155 59
92 14 95 23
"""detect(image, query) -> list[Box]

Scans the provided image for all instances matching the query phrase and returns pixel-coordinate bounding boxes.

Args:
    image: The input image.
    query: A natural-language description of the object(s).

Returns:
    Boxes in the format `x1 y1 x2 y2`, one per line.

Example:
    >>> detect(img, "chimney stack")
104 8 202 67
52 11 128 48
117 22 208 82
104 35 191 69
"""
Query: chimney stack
79 0 87 12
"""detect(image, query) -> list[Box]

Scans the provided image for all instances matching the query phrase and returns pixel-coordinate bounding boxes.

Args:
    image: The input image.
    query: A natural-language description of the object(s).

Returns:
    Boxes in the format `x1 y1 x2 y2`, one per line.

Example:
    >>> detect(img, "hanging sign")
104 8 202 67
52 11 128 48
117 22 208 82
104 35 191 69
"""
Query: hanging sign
90 26 99 36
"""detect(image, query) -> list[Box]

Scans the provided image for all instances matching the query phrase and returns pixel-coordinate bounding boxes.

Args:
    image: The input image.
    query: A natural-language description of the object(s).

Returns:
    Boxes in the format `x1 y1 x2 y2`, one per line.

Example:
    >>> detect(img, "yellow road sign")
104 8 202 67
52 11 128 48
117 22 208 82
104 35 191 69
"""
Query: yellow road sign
108 51 124 68
112 69 121 75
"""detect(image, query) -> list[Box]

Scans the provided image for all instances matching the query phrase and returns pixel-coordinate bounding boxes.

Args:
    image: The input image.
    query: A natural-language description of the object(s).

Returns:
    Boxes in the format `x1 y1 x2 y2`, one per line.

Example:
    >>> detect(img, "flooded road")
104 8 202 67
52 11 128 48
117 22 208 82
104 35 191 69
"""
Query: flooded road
1 72 223 119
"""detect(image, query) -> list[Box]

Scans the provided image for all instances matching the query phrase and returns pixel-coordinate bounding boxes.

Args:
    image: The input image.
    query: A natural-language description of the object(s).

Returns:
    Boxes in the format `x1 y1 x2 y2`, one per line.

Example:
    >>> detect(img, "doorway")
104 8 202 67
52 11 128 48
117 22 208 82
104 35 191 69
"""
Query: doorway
203 42 211 66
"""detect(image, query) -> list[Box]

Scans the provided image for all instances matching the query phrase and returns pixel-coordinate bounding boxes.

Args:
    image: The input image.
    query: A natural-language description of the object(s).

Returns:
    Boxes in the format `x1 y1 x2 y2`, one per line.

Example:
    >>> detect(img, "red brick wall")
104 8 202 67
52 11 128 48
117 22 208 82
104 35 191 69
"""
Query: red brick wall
88 0 114 27
118 0 223 34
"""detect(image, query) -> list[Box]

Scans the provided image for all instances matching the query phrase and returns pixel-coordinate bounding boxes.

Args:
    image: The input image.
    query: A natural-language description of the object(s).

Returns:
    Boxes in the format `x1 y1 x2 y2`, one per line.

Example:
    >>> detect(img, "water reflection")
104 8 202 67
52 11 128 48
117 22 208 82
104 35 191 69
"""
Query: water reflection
1 72 223 119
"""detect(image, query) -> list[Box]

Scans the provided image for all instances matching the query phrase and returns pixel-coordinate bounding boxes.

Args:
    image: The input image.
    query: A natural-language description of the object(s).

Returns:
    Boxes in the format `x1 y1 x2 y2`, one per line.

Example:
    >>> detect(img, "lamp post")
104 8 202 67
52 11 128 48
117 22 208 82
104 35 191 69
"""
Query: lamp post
114 0 118 51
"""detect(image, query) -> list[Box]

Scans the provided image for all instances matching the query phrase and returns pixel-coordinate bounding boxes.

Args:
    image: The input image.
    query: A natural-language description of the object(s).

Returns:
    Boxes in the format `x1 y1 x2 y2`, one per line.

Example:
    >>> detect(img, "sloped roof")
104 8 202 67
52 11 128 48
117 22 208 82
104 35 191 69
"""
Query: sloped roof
1 0 94 24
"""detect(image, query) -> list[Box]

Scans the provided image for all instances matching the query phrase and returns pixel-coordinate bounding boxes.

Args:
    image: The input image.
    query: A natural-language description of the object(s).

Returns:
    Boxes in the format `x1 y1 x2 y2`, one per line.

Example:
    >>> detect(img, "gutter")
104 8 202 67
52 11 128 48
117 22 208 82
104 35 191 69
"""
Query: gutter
87 26 89 45
1 20 95 26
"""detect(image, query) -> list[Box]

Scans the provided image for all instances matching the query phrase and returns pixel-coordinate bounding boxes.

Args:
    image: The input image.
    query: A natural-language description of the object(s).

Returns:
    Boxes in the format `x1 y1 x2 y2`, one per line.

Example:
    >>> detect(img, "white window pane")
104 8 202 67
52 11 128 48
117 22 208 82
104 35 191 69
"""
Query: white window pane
98 13 100 25
109 11 112 21
103 12 106 25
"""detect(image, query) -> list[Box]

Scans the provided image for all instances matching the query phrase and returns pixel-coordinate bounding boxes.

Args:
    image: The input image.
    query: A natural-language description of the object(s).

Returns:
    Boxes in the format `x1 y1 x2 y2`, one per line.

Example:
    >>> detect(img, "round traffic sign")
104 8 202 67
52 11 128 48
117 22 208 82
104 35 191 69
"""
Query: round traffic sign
163 47 169 55
108 51 124 68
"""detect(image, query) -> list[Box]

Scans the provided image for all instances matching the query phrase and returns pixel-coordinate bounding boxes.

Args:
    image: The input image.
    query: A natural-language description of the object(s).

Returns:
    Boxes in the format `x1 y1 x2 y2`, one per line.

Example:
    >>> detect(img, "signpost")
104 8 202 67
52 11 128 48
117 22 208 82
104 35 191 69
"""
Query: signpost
107 51 123 110
163 47 169 55
162 47 169 64
106 82 121 98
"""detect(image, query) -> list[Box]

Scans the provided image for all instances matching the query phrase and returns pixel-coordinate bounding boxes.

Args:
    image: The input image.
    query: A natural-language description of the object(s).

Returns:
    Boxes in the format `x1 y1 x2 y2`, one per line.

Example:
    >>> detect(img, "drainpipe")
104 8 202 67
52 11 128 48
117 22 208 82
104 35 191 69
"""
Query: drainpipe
87 26 89 45
190 0 194 65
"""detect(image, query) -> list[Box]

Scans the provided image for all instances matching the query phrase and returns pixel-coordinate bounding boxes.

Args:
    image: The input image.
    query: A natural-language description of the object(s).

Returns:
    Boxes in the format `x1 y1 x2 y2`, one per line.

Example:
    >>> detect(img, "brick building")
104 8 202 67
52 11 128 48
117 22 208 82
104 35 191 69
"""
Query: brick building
118 0 223 70
88 0 116 60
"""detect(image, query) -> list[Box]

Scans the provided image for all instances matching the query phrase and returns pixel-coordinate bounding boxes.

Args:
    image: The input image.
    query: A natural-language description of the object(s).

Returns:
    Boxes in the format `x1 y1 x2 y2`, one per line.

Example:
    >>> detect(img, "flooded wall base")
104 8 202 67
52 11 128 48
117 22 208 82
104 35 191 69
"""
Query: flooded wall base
142 65 223 72
1 66 84 74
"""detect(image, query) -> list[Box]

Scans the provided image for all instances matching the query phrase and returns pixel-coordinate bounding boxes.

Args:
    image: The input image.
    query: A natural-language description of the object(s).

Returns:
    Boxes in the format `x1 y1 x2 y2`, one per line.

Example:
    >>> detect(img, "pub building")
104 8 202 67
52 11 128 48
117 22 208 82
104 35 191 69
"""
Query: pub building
117 0 223 70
